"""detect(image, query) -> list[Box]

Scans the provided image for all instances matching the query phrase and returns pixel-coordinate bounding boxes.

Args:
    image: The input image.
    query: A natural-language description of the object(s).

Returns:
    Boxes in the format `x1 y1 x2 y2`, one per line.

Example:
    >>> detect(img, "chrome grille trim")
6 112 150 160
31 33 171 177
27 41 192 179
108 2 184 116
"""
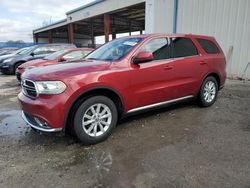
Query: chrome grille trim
21 79 38 98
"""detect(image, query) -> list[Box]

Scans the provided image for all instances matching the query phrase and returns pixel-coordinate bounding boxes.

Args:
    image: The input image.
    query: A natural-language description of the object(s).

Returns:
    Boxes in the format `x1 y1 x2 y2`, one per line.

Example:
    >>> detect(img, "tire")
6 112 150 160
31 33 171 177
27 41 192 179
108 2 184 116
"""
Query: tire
74 96 118 145
30 127 38 132
14 62 23 74
198 76 218 107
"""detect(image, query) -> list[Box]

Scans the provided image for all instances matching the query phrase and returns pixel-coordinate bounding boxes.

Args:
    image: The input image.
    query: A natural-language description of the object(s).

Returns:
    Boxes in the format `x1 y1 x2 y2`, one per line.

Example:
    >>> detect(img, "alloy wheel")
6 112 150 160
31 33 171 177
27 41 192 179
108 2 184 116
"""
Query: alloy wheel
203 81 216 103
82 103 112 137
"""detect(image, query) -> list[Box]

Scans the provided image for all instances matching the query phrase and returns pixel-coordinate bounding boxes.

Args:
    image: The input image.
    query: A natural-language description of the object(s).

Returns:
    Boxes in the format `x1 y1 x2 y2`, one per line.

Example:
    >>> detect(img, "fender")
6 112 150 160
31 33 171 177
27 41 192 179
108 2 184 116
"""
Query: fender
62 86 125 131
199 71 221 92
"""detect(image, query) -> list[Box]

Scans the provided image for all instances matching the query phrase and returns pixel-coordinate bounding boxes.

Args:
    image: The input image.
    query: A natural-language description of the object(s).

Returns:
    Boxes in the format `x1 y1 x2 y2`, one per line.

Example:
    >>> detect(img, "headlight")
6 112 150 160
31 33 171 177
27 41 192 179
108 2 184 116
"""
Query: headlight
35 81 67 94
3 58 13 63
1 62 8 68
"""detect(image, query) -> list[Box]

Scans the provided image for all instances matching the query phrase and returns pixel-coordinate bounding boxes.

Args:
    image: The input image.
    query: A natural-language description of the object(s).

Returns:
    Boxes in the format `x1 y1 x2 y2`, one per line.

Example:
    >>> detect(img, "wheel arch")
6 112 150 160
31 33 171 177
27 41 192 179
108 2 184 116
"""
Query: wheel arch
14 60 26 72
202 72 221 89
63 86 124 133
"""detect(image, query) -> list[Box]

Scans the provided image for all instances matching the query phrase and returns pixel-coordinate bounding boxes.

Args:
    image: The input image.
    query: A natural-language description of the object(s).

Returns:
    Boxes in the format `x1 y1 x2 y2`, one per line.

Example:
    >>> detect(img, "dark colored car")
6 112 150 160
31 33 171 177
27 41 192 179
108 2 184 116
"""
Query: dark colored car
0 43 75 74
16 48 94 82
0 48 19 56
18 34 226 145
0 47 30 66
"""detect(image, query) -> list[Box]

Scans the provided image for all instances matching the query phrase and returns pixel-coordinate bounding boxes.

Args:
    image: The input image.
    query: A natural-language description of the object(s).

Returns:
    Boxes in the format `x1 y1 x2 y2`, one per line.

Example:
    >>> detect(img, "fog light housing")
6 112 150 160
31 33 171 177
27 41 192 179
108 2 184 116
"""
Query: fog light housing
34 117 49 128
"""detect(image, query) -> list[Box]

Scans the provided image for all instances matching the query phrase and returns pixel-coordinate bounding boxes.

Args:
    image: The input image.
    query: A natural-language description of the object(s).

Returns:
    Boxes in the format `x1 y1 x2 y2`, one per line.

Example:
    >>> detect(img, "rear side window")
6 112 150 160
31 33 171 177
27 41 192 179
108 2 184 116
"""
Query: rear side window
33 47 54 55
140 38 171 60
171 37 198 58
197 39 220 54
52 45 73 51
63 51 84 61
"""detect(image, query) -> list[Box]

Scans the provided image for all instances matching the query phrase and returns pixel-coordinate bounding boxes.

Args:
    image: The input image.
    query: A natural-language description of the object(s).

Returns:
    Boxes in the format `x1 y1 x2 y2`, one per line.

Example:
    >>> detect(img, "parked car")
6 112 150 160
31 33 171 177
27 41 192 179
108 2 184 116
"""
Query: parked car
0 47 30 66
18 34 226 145
0 43 76 74
16 48 94 82
0 48 19 56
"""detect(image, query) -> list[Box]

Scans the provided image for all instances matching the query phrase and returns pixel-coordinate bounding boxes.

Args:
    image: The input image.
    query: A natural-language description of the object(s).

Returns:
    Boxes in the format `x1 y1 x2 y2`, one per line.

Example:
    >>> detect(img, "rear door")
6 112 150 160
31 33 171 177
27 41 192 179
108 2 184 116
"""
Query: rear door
165 37 208 97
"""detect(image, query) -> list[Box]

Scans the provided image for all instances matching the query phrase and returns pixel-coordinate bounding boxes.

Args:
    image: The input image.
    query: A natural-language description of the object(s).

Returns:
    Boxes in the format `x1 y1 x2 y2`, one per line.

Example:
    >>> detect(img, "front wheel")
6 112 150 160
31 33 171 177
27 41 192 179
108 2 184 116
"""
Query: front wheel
74 96 118 145
14 62 23 74
198 76 218 107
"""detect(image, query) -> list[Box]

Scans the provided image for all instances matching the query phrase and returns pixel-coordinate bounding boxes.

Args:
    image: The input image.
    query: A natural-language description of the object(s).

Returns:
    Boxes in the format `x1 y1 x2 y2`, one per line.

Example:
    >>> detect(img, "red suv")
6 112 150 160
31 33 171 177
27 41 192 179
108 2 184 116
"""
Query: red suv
18 34 226 145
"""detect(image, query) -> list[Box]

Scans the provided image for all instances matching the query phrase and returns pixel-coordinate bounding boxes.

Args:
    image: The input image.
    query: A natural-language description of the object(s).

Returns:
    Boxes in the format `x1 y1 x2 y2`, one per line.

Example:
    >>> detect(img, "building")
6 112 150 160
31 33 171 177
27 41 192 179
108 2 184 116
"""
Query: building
33 0 250 78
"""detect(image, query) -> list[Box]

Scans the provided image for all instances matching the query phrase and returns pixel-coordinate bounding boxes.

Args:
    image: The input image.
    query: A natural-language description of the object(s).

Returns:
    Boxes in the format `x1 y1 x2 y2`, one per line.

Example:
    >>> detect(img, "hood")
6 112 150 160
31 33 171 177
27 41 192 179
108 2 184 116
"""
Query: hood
8 54 30 62
22 60 110 81
19 59 51 68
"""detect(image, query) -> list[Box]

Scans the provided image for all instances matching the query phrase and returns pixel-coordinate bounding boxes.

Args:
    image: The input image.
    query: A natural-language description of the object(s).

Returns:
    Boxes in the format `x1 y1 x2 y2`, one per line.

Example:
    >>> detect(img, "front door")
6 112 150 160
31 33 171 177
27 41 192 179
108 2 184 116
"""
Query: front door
128 37 173 110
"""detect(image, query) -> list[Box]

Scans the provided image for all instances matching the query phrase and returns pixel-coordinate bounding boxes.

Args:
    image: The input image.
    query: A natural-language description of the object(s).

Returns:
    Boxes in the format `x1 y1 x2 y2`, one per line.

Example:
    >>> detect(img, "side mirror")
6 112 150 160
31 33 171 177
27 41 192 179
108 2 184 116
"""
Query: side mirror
133 51 153 64
58 57 66 62
30 52 35 56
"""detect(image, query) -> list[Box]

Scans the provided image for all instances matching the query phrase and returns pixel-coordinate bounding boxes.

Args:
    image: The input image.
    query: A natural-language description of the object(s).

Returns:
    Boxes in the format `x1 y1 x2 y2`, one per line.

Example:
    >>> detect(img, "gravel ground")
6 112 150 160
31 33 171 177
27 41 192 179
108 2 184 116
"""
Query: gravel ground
0 74 249 188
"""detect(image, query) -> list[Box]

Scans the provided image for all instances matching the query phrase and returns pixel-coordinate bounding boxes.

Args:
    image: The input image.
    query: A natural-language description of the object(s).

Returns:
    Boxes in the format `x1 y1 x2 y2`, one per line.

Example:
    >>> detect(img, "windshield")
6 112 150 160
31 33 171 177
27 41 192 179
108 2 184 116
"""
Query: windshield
8 49 18 54
43 49 68 60
15 47 33 55
86 37 143 61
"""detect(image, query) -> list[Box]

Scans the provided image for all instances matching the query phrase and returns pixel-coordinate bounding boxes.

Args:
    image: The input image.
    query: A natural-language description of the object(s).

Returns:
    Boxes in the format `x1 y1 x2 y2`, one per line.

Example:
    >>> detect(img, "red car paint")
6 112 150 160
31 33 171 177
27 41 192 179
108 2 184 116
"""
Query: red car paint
16 48 94 78
18 34 226 131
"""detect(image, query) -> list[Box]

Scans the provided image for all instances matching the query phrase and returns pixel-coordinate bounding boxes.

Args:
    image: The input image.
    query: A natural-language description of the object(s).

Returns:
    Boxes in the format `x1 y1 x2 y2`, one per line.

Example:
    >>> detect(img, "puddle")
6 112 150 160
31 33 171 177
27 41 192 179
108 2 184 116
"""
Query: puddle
0 110 30 138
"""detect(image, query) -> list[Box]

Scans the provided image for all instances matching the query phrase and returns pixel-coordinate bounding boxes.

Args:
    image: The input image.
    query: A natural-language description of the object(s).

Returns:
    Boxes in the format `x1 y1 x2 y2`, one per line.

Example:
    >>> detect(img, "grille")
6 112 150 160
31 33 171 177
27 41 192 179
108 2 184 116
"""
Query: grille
22 79 37 98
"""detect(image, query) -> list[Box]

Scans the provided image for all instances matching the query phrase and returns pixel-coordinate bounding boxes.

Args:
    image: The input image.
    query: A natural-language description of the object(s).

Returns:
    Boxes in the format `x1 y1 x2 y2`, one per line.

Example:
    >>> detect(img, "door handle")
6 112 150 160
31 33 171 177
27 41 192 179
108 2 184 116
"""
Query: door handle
164 65 173 70
200 61 207 65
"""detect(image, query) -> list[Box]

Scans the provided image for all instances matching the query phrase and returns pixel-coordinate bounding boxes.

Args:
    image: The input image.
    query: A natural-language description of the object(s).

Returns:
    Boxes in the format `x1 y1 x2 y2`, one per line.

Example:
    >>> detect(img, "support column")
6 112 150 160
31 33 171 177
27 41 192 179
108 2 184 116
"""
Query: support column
34 33 39 43
129 22 132 36
68 23 74 44
104 14 110 43
145 0 174 33
112 33 116 40
90 20 95 47
48 30 53 43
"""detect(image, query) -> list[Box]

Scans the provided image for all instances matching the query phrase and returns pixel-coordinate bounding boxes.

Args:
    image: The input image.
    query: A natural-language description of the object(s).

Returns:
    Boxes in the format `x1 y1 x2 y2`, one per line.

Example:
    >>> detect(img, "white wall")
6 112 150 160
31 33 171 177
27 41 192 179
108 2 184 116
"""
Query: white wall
37 38 48 43
177 0 250 78
52 38 68 43
145 0 173 33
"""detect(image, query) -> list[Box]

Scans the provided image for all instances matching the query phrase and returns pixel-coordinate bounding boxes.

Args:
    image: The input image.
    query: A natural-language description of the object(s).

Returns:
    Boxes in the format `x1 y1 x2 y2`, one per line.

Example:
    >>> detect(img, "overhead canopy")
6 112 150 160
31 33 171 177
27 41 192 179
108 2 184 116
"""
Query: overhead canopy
33 0 145 47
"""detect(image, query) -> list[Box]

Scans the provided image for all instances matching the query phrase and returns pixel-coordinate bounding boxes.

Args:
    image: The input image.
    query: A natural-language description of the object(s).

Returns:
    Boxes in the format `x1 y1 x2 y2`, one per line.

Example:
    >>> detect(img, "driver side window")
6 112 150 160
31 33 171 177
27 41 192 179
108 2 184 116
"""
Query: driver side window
139 38 171 61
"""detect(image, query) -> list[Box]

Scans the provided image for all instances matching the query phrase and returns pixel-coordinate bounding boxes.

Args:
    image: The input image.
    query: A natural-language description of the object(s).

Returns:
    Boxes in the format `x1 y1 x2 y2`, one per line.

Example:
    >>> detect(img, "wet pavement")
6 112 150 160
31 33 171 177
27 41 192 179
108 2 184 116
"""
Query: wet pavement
0 73 249 188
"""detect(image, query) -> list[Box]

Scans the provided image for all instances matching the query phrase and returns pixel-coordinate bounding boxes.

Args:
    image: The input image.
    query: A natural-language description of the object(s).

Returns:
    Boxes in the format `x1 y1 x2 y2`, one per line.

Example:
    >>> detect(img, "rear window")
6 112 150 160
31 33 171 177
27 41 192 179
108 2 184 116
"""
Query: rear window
171 37 198 58
197 39 220 54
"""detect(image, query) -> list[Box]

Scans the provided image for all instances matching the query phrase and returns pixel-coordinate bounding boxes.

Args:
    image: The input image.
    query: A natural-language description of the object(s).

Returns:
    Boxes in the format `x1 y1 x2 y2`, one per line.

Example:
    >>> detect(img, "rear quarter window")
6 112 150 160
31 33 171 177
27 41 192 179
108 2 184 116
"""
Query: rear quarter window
197 38 220 54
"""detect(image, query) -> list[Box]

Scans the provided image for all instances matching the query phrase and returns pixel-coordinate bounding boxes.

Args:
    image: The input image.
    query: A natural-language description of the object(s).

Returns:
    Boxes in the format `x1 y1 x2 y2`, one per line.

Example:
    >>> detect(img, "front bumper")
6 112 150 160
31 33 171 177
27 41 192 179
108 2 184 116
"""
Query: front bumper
22 111 63 132
0 66 12 74
18 92 68 132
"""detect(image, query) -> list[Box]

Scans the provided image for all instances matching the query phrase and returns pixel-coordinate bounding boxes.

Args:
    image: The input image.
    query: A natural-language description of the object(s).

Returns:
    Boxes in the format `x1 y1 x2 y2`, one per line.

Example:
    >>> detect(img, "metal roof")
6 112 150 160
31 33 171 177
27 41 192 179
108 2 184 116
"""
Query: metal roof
33 19 67 33
66 0 105 15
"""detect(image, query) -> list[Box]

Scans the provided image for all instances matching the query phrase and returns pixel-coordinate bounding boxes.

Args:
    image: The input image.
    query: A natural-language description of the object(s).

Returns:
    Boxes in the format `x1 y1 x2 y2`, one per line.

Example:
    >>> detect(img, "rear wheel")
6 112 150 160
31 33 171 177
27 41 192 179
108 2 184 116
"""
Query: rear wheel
198 76 218 107
74 96 118 145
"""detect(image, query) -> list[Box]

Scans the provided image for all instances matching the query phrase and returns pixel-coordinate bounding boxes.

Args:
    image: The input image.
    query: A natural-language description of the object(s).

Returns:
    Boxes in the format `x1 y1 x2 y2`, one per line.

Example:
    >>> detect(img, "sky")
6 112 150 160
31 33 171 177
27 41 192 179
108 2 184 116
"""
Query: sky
0 0 94 42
